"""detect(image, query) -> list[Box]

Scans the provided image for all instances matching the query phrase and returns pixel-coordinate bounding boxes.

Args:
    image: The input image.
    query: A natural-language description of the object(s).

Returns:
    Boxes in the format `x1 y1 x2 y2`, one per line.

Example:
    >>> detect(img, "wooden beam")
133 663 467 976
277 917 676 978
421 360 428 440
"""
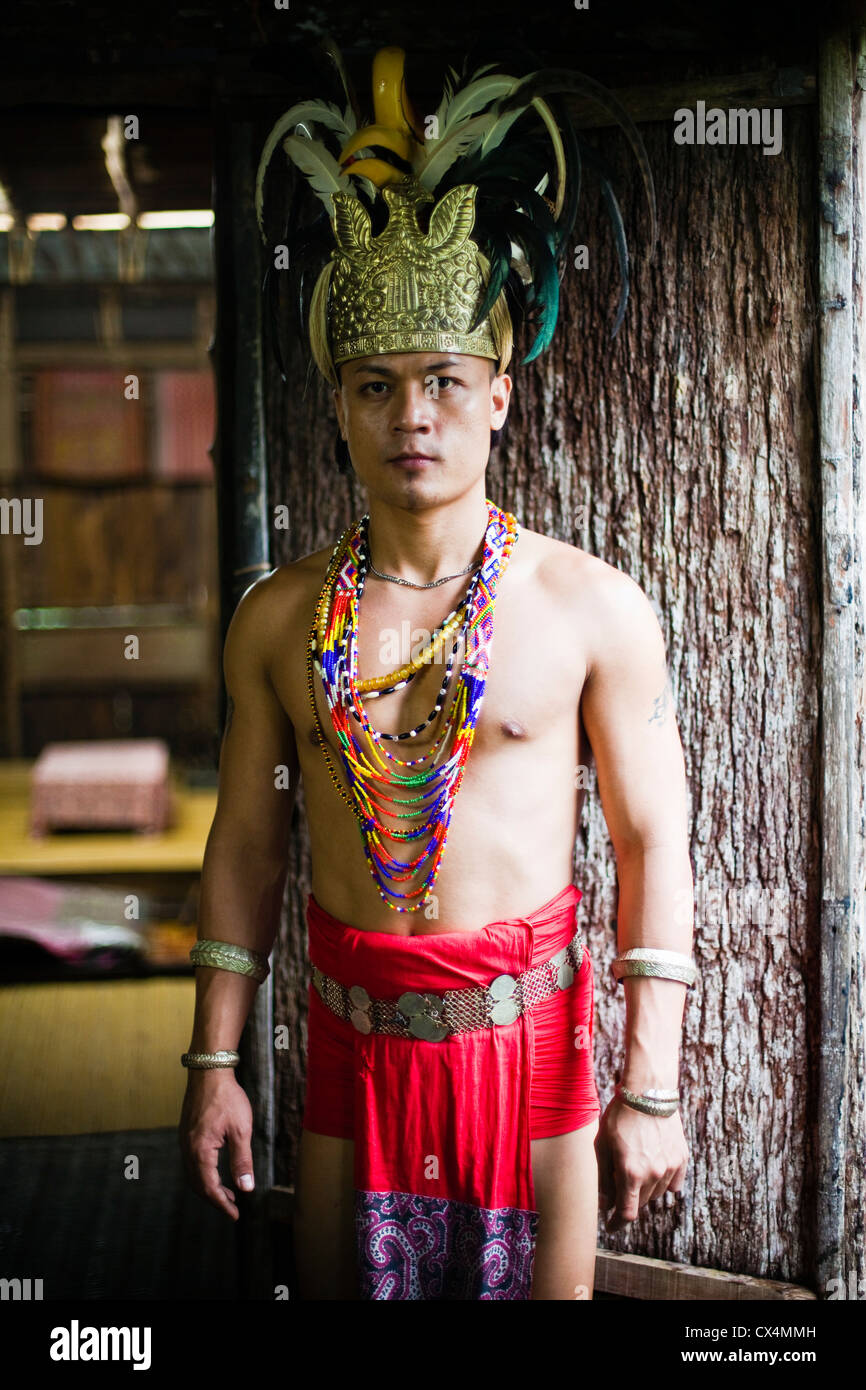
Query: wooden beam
0 69 213 109
14 625 212 685
13 344 211 370
562 67 815 129
595 1251 817 1301
0 65 816 120
814 21 860 1300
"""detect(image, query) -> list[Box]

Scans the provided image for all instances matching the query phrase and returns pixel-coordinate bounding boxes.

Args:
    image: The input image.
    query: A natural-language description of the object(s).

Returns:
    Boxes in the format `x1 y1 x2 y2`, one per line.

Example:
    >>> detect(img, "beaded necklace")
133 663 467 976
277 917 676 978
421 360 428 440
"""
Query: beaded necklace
308 498 520 912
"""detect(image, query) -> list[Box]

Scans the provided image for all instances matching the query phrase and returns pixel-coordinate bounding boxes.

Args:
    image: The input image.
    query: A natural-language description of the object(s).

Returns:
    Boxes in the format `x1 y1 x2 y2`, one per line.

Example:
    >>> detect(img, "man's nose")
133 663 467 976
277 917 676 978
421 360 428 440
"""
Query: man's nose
390 379 435 427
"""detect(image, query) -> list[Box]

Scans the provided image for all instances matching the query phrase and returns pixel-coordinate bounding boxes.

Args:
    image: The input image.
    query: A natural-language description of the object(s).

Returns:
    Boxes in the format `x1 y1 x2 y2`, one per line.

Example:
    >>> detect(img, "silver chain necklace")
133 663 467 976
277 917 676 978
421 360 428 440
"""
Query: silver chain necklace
366 555 480 589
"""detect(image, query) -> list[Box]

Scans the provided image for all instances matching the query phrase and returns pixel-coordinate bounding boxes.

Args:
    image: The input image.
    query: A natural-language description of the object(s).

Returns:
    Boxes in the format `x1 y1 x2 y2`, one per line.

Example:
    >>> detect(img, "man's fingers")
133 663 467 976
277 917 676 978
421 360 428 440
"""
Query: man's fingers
608 1168 643 1230
198 1155 239 1218
189 1136 244 1219
646 1174 671 1204
206 1179 241 1221
197 1164 241 1220
608 1171 682 1229
228 1131 255 1193
606 1194 640 1231
595 1132 616 1211
670 1158 688 1193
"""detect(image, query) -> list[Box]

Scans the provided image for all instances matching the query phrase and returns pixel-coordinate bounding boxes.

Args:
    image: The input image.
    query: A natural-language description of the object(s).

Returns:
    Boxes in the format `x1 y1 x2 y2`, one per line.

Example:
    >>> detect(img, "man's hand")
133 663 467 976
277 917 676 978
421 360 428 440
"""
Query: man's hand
179 1069 255 1221
595 1093 689 1232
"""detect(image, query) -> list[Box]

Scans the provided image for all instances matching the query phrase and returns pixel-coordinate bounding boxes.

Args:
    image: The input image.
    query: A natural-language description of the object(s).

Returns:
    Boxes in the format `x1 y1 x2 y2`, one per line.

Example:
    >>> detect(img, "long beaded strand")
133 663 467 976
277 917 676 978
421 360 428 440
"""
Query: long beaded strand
309 499 519 911
317 500 518 908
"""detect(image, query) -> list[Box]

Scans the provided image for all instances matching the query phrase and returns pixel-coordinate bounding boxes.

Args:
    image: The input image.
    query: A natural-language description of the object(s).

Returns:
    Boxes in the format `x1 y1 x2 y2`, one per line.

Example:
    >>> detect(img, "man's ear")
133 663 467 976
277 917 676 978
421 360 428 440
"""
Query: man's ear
490 371 512 431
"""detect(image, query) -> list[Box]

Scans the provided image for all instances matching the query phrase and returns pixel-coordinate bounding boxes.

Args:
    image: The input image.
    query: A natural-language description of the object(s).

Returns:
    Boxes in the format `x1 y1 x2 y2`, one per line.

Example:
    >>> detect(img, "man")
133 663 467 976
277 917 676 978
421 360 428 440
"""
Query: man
179 45 695 1301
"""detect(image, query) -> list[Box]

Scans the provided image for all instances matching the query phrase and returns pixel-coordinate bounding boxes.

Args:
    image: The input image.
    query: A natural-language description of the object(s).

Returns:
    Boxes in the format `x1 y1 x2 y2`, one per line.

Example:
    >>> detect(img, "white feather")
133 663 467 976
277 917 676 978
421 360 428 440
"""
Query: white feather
439 73 518 134
255 100 354 237
417 110 500 189
280 133 352 219
431 66 460 141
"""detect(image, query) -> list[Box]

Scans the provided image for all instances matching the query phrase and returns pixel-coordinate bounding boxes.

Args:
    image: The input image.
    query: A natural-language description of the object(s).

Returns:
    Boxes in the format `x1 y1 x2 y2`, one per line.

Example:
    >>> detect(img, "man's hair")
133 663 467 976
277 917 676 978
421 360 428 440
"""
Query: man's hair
333 357 508 475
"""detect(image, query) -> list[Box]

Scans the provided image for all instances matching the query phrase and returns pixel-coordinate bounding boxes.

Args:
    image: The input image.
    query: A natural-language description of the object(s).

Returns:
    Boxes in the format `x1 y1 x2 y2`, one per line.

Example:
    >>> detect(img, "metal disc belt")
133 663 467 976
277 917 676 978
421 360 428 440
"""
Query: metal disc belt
310 930 585 1042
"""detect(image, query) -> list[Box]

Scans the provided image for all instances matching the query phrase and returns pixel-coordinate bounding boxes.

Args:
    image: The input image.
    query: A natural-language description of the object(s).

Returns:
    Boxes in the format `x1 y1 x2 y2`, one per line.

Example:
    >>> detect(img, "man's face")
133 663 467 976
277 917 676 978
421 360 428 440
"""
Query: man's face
333 352 511 508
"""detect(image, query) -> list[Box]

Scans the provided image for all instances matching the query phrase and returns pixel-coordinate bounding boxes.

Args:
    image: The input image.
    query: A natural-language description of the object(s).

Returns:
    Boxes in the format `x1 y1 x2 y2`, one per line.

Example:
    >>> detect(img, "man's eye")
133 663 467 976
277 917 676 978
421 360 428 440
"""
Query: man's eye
358 376 459 396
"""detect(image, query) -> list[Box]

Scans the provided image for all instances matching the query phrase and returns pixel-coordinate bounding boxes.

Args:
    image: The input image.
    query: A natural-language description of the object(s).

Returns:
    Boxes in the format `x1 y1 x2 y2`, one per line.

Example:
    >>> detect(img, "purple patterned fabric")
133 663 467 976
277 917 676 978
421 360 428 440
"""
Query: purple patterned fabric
355 1189 538 1300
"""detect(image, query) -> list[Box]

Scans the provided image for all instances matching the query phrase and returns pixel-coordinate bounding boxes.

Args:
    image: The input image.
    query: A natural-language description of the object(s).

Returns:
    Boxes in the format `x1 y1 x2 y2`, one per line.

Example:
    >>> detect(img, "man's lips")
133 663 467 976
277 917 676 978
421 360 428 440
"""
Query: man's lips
389 453 437 464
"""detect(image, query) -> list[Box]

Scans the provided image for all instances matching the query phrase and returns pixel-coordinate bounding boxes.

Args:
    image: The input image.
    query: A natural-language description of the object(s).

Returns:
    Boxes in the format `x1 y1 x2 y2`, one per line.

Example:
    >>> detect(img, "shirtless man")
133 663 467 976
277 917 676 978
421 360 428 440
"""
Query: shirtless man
179 348 694 1300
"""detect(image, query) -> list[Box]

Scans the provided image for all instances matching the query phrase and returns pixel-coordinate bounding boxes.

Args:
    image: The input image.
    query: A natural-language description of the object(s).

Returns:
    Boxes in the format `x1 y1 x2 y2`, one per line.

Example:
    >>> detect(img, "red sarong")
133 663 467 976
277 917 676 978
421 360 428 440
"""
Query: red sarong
303 883 599 1300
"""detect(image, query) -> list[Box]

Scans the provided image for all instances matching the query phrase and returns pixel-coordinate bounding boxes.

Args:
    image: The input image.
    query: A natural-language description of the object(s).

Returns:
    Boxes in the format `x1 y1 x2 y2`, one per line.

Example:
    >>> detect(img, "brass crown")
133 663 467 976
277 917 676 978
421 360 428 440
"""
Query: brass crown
327 175 497 365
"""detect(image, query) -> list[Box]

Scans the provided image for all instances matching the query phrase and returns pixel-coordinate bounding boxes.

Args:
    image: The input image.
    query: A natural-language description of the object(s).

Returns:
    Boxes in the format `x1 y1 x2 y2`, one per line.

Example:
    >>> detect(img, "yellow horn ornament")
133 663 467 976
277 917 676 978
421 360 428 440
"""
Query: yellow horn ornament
339 46 423 189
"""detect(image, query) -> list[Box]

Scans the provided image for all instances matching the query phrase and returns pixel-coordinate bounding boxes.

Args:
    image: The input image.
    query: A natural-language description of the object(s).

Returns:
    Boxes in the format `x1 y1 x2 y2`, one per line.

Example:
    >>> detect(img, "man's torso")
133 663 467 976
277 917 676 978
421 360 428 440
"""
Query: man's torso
265 524 603 935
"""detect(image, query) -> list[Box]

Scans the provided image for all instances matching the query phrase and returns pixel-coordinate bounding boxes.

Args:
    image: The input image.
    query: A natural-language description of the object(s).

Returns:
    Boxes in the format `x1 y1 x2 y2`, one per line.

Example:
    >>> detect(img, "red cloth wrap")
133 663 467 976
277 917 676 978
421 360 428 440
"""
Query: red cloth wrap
301 883 599 1300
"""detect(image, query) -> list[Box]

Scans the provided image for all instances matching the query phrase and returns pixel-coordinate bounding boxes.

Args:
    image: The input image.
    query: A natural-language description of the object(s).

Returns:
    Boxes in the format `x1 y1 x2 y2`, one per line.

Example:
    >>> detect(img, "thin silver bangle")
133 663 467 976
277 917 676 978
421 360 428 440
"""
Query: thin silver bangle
181 1050 240 1069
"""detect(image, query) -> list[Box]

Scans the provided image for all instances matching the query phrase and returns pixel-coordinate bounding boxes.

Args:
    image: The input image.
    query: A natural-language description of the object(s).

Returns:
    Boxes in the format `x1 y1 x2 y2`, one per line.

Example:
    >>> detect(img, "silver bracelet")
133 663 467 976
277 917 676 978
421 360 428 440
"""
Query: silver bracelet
611 948 698 988
189 938 270 984
616 1084 679 1117
181 1050 240 1069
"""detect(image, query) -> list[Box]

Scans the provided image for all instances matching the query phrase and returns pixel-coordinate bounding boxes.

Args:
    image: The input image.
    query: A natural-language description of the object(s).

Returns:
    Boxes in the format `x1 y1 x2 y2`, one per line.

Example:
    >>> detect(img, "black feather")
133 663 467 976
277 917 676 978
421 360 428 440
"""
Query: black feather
572 138 631 338
493 67 657 255
445 132 559 201
468 222 514 329
496 209 561 361
437 96 588 354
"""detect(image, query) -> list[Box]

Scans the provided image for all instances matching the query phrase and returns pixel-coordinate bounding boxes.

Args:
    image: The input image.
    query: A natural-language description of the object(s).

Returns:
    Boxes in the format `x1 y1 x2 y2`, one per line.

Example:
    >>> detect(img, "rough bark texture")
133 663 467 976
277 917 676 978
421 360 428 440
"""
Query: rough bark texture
840 30 865 1300
265 103 860 1288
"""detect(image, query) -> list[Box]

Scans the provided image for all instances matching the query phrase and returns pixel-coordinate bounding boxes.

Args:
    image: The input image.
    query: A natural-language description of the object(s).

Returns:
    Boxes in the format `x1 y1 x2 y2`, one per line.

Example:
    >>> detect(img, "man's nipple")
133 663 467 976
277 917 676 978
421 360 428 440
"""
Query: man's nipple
500 718 527 739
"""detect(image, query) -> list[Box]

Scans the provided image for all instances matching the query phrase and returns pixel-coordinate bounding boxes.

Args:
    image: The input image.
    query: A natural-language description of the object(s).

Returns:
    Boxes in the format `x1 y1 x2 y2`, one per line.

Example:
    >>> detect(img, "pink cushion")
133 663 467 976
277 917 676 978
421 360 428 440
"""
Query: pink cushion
30 739 171 835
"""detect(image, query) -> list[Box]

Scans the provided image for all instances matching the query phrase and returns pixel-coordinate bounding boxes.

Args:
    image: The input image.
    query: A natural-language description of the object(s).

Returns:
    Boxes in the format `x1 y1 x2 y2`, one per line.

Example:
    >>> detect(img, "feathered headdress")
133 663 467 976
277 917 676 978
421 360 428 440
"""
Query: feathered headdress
256 40 657 386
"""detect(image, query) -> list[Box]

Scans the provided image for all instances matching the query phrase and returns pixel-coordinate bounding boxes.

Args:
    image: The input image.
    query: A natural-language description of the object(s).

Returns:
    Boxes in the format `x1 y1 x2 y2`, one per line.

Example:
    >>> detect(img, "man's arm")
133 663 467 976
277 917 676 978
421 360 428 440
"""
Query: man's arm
179 571 300 1220
579 564 694 1228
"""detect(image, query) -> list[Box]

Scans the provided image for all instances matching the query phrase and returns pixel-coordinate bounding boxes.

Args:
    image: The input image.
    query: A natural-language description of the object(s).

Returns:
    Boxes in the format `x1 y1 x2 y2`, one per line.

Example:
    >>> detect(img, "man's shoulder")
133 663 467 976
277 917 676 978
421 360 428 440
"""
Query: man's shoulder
520 527 663 678
267 543 336 595
224 543 336 654
521 526 649 610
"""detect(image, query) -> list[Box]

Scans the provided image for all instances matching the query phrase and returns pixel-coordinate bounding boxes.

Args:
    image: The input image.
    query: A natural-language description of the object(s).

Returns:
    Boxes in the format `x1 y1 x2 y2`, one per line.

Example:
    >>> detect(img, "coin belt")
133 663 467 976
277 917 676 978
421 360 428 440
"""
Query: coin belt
310 931 585 1042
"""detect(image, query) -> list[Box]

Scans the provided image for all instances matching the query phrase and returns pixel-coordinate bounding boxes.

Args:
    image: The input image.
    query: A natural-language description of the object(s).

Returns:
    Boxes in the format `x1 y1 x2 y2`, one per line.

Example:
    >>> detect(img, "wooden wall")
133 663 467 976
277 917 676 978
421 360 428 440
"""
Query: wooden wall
1 356 221 765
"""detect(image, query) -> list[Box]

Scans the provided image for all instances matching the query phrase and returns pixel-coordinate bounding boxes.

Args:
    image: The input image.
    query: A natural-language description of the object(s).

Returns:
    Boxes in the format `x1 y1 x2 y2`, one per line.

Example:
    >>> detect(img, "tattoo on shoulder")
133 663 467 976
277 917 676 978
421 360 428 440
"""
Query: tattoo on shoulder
648 675 673 726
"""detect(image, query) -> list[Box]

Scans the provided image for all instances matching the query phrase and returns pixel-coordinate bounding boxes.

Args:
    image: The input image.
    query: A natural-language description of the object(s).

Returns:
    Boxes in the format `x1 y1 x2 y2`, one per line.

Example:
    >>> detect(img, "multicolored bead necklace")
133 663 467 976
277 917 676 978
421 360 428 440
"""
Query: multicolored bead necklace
307 498 520 912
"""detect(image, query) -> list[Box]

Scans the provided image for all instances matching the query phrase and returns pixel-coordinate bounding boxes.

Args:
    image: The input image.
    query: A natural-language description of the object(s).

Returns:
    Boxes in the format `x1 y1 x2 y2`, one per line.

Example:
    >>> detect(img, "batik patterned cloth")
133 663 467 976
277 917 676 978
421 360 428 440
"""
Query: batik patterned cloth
303 882 589 1300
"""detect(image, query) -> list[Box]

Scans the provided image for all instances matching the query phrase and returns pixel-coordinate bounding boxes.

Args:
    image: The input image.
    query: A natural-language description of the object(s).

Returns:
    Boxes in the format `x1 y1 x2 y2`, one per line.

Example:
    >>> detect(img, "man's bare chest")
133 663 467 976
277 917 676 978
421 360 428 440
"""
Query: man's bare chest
270 550 590 771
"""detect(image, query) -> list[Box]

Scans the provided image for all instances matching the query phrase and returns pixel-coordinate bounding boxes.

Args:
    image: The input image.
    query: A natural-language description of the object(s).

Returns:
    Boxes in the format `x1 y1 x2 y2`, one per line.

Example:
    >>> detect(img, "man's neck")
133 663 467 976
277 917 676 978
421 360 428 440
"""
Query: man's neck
364 490 491 586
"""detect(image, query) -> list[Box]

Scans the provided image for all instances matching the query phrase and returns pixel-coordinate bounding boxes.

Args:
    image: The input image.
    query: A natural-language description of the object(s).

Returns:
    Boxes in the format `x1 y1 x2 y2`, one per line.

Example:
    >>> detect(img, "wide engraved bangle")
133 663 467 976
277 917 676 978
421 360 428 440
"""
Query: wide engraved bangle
611 948 698 988
616 1084 680 1117
189 939 270 983
181 1050 241 1069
